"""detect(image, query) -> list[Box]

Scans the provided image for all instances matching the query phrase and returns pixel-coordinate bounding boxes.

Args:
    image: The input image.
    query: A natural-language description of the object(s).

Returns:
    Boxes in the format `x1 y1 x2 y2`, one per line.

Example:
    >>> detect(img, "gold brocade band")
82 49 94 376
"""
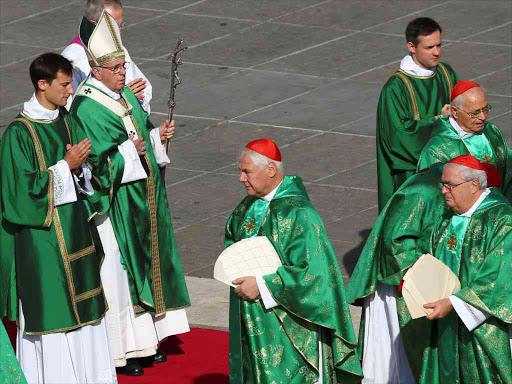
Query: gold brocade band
89 50 125 68
438 63 453 98
68 244 96 261
76 286 103 302
394 72 420 120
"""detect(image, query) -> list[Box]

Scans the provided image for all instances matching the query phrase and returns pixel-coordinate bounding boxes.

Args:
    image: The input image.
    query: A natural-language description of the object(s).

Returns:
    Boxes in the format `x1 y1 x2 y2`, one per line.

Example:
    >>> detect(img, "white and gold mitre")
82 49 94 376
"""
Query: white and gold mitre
79 10 125 67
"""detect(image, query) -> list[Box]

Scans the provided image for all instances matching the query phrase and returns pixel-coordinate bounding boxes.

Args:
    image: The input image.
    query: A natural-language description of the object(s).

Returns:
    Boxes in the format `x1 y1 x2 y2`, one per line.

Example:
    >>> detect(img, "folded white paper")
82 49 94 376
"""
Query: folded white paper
402 254 461 319
214 236 282 288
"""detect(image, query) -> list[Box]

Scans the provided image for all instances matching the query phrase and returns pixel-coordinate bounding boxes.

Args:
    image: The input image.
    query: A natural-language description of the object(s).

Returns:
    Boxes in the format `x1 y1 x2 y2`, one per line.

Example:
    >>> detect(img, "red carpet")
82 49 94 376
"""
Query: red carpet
3 319 229 384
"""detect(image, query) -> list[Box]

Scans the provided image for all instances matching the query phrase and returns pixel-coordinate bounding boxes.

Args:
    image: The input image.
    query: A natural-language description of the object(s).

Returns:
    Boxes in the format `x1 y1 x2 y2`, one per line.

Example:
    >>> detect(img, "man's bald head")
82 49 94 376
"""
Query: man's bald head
451 87 489 134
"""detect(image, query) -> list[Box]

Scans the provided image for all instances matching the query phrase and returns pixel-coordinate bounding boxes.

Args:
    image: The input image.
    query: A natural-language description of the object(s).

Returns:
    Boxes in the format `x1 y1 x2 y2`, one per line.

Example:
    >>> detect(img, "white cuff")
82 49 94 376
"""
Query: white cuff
141 97 151 114
48 160 77 206
118 140 147 183
449 295 490 331
256 276 279 309
73 163 94 195
150 128 170 167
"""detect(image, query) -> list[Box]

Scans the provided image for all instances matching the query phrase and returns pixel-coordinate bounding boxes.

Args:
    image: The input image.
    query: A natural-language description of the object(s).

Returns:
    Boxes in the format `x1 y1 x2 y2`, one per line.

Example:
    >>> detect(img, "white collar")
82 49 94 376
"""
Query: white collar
23 93 60 121
262 180 283 202
87 76 121 100
458 188 491 217
399 54 436 77
449 116 474 139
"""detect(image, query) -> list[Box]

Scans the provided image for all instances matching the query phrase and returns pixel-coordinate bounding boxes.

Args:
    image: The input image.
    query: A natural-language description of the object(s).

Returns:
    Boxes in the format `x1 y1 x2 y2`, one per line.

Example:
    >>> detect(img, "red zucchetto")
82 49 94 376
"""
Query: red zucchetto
245 138 282 162
450 80 480 101
449 154 502 188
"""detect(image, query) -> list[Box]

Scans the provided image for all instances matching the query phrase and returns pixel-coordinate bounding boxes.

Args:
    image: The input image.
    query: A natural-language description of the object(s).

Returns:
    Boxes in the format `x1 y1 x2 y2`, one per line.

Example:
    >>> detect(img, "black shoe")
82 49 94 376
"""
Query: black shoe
116 358 144 376
151 349 167 364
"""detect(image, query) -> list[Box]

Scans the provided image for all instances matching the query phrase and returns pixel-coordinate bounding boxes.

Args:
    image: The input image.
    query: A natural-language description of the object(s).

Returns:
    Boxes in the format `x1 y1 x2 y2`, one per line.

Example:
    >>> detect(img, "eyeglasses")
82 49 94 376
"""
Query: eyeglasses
457 104 492 119
101 62 130 74
442 179 473 191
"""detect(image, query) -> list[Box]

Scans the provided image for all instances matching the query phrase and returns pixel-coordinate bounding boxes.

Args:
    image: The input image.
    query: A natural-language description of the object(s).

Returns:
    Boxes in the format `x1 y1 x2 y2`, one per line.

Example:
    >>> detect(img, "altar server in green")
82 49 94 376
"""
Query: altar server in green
418 80 512 201
404 155 512 383
346 169 447 383
69 11 190 375
376 17 459 211
0 53 116 383
226 138 363 384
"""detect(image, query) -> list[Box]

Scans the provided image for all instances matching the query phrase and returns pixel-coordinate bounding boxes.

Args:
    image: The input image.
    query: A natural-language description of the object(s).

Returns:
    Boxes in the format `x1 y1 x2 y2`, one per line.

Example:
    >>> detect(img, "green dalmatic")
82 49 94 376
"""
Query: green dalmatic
417 116 512 202
0 111 106 334
225 176 362 384
376 63 459 211
70 84 190 316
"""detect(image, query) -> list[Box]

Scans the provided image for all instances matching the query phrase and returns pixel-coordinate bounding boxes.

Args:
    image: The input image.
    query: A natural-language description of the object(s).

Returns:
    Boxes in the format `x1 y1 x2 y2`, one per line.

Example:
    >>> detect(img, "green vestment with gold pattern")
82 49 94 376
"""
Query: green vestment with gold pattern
399 189 512 383
225 176 363 384
376 62 459 211
69 84 190 316
0 321 26 384
417 116 512 202
0 111 107 334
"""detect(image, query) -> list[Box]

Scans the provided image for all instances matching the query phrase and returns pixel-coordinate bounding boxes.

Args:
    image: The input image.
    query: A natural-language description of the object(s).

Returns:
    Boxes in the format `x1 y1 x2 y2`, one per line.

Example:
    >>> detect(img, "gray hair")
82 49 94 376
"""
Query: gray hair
451 94 464 110
240 149 284 174
85 0 122 22
448 163 487 189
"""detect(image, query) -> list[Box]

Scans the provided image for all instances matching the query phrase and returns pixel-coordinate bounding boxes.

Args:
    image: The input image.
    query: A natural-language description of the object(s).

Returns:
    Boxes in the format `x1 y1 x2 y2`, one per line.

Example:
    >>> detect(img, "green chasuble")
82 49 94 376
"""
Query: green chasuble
0 111 107 334
400 189 512 383
225 176 363 384
417 116 512 202
0 321 26 384
345 170 447 356
70 84 190 316
376 62 459 211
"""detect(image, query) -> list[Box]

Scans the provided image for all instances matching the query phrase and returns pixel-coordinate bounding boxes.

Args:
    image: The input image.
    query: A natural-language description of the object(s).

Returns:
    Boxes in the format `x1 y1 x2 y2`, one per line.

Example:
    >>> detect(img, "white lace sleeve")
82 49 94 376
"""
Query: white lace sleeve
449 295 490 331
118 140 147 183
149 128 170 167
73 163 94 195
48 160 78 206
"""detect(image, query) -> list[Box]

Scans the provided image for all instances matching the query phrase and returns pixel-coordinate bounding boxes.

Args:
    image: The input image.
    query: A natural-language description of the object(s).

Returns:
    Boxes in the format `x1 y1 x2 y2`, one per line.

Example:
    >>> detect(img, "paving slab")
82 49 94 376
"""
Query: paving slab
0 0 73 26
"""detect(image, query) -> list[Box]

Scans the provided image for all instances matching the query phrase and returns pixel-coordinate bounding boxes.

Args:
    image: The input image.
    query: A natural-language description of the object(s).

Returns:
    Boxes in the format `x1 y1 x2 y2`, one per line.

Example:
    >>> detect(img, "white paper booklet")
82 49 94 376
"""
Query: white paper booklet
402 253 461 319
214 236 282 288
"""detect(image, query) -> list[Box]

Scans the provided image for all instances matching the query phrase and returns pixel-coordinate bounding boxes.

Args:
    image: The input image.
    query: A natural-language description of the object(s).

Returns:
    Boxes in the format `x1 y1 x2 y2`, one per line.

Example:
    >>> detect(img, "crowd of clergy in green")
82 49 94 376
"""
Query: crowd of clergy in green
0 3 511 383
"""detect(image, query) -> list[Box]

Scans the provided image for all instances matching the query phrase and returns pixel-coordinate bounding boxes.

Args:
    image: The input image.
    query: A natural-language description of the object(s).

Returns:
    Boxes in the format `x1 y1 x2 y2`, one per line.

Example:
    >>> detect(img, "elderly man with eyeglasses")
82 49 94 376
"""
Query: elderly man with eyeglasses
418 80 512 202
69 11 190 376
400 154 512 383
62 0 152 113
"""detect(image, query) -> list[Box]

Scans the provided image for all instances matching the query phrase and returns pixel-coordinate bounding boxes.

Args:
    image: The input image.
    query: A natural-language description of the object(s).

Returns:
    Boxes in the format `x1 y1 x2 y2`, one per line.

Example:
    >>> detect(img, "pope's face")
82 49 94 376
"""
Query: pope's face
238 153 272 198
97 58 126 93
408 30 442 69
42 70 74 108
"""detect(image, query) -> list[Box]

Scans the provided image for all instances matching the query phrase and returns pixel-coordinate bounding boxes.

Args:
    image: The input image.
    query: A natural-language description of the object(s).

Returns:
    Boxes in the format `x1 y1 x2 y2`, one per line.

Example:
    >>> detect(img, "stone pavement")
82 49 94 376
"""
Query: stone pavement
1 0 510 331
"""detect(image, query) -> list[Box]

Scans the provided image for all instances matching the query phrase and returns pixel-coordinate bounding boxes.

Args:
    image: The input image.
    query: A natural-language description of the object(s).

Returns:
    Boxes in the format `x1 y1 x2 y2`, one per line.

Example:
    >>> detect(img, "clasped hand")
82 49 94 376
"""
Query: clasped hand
233 276 260 301
159 119 175 144
424 298 453 320
64 139 91 169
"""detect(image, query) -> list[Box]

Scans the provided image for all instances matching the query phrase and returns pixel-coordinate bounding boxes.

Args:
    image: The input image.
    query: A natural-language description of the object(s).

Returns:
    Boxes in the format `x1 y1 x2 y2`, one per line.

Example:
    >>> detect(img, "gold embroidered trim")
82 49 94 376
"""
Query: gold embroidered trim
14 118 54 227
68 244 96 261
394 72 420 120
76 286 103 302
90 51 125 67
19 112 60 124
104 11 122 51
23 312 107 335
437 63 453 98
396 68 435 80
119 98 165 315
53 208 81 323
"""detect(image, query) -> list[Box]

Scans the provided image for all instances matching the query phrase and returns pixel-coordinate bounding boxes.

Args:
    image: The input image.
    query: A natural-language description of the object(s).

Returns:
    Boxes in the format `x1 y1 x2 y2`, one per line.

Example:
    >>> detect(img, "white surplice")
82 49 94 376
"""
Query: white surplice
16 95 117 384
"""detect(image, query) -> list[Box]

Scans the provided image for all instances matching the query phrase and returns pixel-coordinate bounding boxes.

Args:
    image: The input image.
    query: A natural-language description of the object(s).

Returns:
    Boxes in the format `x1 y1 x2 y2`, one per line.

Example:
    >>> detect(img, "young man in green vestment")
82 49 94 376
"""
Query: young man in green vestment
226 138 363 384
0 53 116 383
68 11 190 376
376 17 459 211
418 80 512 202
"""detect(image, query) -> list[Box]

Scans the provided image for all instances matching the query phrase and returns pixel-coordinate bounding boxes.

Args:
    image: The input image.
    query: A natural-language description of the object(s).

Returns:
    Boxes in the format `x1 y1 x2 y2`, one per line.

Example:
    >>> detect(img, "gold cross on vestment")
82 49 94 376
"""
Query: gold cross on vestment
447 234 458 251
245 218 256 235
482 154 492 164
